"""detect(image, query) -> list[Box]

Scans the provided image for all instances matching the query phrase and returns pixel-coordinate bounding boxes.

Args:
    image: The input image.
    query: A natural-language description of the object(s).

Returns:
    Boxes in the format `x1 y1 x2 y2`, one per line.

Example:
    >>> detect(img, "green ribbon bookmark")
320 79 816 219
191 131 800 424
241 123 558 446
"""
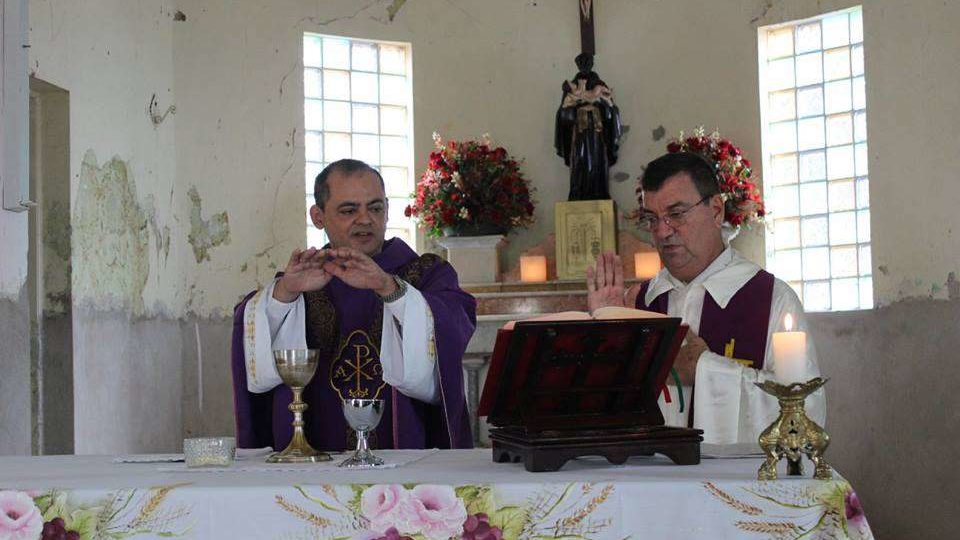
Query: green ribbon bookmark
670 367 685 413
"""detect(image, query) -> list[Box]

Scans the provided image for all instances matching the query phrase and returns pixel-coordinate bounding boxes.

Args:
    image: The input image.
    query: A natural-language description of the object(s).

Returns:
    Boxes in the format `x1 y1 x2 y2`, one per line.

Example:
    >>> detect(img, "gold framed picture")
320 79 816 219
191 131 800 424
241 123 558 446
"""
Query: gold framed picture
555 200 617 280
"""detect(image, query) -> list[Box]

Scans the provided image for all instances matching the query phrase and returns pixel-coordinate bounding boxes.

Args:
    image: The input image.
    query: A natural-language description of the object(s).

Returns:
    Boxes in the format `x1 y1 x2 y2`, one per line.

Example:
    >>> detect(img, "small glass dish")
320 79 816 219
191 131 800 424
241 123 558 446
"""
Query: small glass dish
183 437 236 468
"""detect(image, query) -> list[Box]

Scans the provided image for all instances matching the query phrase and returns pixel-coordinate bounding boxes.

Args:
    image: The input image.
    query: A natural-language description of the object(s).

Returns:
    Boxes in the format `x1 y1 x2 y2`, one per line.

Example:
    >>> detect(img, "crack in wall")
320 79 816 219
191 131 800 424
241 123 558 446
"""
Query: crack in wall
142 194 172 271
386 0 408 21
750 0 775 25
298 1 378 27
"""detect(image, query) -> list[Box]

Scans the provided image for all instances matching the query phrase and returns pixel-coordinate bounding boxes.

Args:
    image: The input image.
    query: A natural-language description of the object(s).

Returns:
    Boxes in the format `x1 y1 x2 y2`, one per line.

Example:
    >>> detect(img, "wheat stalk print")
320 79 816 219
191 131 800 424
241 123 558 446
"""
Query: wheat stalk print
283 485 370 534
130 484 176 528
512 482 617 539
275 495 332 528
295 484 349 513
96 489 136 530
703 482 764 516
736 521 801 534
559 484 615 529
701 480 871 540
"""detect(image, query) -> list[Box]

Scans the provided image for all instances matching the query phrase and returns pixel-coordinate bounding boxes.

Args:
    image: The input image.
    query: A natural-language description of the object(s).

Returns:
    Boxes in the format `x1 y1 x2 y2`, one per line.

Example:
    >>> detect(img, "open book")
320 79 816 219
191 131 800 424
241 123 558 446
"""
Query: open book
479 307 686 418
500 306 670 331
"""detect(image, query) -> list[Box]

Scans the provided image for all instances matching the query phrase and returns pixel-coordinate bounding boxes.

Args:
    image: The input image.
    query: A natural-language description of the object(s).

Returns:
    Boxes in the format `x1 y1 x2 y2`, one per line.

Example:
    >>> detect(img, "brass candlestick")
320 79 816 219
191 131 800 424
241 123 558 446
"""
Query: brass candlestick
756 377 831 481
266 349 332 463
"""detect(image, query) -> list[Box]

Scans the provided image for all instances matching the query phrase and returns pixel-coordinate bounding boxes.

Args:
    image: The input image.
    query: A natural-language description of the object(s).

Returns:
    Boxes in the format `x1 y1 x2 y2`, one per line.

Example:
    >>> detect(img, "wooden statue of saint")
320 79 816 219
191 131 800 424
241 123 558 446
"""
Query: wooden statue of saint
554 53 622 201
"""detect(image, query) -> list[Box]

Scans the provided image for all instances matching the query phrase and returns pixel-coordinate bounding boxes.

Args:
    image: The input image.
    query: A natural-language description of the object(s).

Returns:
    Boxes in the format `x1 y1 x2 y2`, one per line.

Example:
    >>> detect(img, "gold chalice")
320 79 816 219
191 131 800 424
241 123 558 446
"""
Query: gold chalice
266 349 332 463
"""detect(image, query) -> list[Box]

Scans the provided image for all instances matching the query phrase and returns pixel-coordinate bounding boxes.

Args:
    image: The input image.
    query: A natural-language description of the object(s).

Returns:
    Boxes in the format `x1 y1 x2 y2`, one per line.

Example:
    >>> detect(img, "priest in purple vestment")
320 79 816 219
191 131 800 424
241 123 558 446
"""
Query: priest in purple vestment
231 159 475 451
586 152 825 445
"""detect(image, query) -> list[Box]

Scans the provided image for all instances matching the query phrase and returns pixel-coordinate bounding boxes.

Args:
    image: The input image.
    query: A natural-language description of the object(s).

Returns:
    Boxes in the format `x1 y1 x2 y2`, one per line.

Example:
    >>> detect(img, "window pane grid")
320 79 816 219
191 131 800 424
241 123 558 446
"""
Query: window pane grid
762 7 871 311
303 33 417 248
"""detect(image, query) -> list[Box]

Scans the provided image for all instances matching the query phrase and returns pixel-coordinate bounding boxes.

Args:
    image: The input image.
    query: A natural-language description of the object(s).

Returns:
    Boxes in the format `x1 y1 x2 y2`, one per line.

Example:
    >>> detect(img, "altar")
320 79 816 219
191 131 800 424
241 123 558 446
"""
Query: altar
0 449 873 539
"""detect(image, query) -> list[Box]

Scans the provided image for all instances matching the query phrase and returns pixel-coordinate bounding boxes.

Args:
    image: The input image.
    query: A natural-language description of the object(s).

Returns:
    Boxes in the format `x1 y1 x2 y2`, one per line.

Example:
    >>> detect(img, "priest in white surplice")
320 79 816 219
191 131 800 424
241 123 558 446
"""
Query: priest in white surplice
586 152 825 445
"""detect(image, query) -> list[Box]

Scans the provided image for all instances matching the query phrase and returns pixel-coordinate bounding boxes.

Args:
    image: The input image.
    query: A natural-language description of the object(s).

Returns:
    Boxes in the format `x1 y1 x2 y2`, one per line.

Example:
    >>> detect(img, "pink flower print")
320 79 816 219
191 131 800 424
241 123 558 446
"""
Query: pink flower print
844 490 866 527
352 527 415 540
0 490 43 540
461 513 503 540
409 485 467 540
361 485 417 535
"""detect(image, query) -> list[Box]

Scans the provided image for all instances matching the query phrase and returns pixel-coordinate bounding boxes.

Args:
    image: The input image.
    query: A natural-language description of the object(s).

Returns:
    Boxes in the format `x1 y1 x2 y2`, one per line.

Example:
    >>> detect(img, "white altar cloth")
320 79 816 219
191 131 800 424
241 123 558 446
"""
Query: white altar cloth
0 449 873 539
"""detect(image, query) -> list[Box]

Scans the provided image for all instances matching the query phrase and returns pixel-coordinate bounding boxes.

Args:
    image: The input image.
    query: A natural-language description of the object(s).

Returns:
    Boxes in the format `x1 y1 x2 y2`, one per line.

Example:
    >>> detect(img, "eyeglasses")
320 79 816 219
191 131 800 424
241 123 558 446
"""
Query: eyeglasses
637 195 712 232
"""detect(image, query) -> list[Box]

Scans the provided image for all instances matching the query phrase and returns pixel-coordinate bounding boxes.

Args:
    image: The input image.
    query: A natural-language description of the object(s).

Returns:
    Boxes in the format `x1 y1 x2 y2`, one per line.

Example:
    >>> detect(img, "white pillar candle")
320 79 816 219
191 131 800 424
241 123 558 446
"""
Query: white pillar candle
634 252 661 280
520 255 548 282
772 314 807 384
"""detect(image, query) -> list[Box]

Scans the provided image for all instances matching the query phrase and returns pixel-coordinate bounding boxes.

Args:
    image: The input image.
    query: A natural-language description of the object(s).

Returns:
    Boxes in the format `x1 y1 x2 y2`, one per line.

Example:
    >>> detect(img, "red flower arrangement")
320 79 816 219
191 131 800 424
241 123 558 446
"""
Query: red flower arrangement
641 127 765 227
405 133 536 237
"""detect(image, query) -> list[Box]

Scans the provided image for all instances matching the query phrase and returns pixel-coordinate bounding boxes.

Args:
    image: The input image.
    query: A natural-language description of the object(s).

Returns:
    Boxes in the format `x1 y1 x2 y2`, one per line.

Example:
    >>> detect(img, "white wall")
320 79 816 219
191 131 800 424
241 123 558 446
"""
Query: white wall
0 209 30 455
0 0 32 455
28 0 185 453
861 1 960 303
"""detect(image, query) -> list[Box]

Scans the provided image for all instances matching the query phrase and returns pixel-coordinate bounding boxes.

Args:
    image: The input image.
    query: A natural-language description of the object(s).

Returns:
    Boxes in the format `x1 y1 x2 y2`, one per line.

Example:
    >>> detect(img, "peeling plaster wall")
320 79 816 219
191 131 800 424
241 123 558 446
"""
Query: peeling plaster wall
29 0 186 313
27 0 185 453
73 150 152 314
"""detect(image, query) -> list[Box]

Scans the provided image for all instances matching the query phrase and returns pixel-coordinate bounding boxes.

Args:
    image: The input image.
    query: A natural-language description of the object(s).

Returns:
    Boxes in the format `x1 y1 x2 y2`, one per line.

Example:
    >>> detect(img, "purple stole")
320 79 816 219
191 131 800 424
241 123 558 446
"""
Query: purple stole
636 270 775 369
231 238 476 451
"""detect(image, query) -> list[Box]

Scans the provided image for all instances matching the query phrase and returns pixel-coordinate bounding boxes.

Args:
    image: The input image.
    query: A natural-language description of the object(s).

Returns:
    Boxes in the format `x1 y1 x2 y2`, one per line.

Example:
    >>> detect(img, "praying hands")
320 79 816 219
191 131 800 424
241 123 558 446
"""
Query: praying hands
273 247 333 302
273 246 397 304
321 247 398 298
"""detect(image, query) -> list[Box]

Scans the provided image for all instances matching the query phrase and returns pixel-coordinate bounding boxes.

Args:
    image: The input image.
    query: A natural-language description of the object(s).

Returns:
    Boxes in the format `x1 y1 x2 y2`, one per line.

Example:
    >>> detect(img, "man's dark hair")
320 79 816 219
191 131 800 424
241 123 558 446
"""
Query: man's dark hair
640 152 720 199
313 159 385 209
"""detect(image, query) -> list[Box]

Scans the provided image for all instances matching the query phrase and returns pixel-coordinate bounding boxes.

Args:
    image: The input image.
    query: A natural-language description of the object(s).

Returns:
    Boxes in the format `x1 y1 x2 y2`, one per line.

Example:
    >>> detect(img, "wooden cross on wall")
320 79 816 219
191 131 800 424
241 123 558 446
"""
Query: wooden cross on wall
579 0 595 55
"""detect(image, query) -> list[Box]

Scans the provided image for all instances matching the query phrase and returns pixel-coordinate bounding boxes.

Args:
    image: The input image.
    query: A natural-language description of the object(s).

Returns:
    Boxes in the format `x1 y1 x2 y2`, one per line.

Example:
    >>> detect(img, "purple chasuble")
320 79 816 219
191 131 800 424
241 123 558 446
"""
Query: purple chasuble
231 238 476 451
636 270 775 369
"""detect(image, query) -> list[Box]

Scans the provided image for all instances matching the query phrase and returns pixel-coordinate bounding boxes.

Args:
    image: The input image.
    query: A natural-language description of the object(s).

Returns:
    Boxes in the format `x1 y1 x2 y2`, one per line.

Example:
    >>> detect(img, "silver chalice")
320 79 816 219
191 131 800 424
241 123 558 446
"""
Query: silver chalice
266 349 332 463
339 398 385 467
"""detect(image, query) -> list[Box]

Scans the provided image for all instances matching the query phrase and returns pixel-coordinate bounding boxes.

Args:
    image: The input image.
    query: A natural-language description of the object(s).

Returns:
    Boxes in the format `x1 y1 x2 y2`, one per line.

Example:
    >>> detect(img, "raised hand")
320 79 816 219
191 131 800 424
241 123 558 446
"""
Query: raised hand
274 247 333 302
322 247 396 297
586 251 625 312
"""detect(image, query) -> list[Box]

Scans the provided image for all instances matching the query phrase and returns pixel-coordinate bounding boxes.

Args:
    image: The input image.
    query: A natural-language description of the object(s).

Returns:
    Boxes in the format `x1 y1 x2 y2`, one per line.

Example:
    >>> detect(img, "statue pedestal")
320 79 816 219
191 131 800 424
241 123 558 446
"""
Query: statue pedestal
435 235 506 284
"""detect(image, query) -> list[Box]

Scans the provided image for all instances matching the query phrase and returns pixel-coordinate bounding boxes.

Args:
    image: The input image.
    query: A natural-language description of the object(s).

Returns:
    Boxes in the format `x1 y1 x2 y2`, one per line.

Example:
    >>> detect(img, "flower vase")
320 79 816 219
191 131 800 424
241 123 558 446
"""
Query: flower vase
435 232 507 284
